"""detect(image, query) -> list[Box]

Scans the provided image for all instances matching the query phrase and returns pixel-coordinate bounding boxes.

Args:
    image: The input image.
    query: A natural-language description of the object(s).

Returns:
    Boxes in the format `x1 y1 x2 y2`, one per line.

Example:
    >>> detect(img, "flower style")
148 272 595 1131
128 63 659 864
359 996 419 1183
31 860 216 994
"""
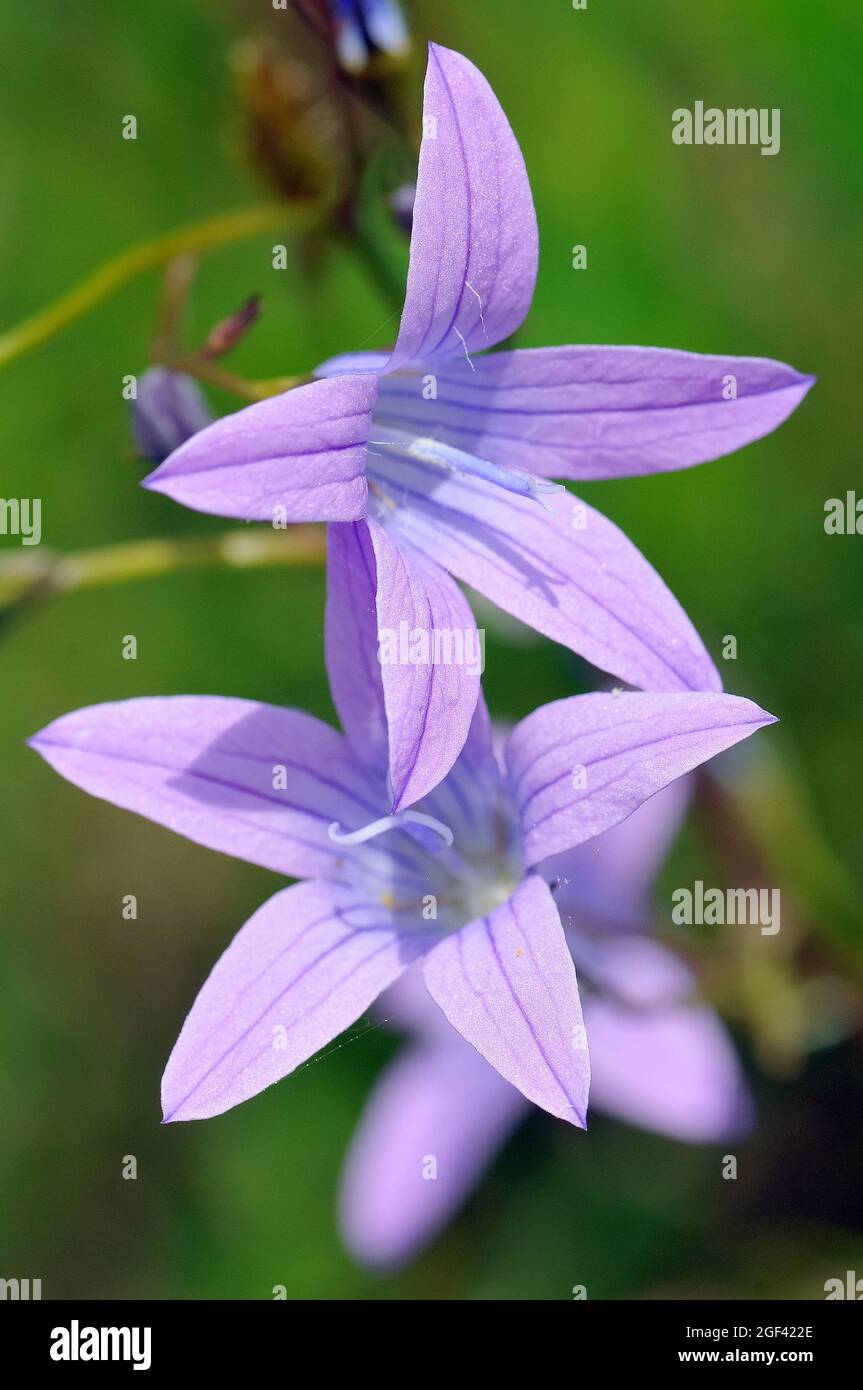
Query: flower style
143 44 811 811
30 667 774 1128
340 780 752 1269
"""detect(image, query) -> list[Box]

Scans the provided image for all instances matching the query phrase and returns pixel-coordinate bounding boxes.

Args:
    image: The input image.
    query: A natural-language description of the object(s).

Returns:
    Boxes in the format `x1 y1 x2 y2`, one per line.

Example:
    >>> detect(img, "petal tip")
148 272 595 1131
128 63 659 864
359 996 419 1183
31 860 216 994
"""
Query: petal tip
160 1091 190 1125
141 466 169 495
784 370 816 408
26 729 57 760
160 1094 179 1124
747 699 778 728
161 1069 192 1124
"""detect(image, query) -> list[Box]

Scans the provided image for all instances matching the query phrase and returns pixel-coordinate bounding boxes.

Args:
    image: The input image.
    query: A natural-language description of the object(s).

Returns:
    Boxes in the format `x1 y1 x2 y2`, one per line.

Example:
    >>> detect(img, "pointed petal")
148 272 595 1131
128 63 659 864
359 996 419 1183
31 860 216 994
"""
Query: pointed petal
570 933 695 1009
326 521 389 765
387 43 537 371
29 697 386 881
368 519 481 810
423 875 590 1125
374 347 815 479
143 375 376 521
162 881 423 1122
371 450 720 692
585 997 754 1142
339 1038 527 1269
506 691 776 868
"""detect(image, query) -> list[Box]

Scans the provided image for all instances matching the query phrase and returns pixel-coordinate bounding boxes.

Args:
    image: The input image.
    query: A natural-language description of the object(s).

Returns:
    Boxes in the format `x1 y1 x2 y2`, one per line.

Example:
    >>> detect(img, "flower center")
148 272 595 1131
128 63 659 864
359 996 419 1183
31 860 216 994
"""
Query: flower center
458 867 521 923
366 426 564 510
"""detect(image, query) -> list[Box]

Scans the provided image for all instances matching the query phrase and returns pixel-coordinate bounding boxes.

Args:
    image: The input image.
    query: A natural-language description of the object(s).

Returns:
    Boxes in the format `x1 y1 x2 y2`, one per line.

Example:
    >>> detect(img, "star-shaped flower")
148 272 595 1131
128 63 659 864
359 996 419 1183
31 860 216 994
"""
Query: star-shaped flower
30 668 775 1128
143 43 810 810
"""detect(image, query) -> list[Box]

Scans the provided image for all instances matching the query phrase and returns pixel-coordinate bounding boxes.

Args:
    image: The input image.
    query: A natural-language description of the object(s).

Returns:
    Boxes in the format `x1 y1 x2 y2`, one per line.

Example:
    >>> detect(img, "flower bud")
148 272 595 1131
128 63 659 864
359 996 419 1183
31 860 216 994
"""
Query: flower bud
131 367 213 464
329 0 410 74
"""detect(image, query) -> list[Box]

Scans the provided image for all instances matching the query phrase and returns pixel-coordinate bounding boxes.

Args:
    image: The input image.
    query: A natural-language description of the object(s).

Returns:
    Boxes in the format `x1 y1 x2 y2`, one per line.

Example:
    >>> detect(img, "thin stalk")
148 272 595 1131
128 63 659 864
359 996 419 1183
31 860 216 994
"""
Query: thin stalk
0 525 326 620
0 201 324 371
172 356 307 403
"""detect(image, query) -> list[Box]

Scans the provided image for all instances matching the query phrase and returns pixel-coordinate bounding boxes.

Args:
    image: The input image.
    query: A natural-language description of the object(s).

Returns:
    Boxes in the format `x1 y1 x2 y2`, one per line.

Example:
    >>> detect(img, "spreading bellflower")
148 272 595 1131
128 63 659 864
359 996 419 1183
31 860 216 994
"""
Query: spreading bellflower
30 663 774 1127
142 44 810 811
340 781 752 1268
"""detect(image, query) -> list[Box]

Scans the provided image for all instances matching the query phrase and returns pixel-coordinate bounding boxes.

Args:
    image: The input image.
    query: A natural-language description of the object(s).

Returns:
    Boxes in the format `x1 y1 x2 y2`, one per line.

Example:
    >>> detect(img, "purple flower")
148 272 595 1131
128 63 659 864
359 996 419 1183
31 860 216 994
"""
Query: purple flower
340 781 754 1269
143 43 809 808
29 669 774 1129
328 0 410 73
131 367 213 464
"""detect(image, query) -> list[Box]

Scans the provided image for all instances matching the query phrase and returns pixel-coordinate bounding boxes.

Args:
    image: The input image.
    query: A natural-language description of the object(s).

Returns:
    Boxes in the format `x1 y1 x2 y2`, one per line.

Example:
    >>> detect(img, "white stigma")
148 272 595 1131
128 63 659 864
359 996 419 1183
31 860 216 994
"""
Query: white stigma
328 809 454 848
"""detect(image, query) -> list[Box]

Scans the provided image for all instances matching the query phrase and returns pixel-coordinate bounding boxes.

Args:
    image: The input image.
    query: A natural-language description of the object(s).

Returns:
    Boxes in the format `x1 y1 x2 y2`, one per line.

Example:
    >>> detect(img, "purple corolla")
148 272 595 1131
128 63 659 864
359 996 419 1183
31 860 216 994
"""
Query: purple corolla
30 671 774 1129
143 44 811 810
340 780 753 1269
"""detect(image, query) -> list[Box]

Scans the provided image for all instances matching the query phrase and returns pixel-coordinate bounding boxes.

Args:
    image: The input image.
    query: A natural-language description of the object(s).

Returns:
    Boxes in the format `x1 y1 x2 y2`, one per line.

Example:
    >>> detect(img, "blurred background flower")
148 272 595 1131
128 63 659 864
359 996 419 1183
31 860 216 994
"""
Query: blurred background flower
326 0 410 74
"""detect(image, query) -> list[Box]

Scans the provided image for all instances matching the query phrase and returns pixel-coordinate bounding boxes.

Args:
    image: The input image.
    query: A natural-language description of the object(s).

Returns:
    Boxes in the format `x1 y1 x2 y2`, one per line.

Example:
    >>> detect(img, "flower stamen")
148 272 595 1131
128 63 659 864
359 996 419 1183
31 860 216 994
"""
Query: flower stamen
368 430 565 510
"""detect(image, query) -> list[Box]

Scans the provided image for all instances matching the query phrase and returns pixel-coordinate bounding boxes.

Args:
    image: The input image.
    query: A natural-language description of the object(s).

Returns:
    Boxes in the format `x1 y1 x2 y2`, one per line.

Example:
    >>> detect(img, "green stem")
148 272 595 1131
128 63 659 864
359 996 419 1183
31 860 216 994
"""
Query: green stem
172 356 307 403
0 201 323 371
0 525 326 616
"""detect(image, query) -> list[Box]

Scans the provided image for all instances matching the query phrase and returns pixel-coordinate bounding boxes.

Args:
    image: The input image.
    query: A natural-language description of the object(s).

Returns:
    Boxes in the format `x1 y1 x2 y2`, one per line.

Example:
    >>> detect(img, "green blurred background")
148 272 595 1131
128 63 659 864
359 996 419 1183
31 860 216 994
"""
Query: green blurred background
1 0 861 1298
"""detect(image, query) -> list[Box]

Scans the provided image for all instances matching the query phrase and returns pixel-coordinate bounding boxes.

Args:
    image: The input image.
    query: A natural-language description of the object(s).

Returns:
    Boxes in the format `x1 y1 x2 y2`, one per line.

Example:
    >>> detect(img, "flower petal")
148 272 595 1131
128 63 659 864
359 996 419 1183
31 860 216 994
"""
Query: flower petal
143 375 376 521
326 521 389 766
422 874 589 1125
570 932 695 1009
29 696 387 881
162 881 423 1122
506 691 776 868
585 996 753 1142
387 43 537 371
367 518 481 810
374 346 814 479
339 1037 527 1269
417 689 505 861
370 449 720 692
